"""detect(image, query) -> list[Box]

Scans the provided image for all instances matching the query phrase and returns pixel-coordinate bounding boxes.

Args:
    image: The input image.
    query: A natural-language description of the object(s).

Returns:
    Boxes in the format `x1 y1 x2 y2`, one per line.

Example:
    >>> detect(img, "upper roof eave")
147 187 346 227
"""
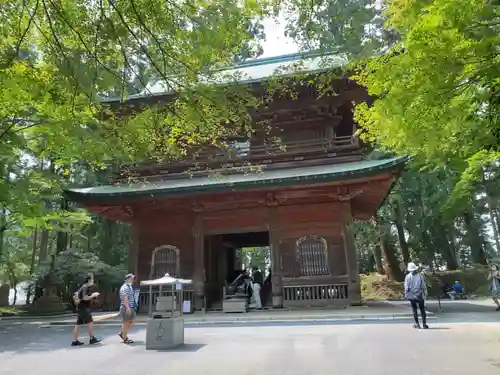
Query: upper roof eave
98 51 347 104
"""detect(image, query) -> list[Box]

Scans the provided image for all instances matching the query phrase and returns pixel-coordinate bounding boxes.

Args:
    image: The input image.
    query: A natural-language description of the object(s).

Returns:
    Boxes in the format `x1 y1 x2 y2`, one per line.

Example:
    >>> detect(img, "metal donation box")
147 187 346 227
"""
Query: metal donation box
140 273 191 350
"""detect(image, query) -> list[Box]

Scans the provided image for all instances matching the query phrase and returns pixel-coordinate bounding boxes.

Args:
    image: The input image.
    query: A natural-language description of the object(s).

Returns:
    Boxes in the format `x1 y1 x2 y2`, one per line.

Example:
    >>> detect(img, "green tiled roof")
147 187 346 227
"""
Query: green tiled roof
65 157 408 203
101 51 345 103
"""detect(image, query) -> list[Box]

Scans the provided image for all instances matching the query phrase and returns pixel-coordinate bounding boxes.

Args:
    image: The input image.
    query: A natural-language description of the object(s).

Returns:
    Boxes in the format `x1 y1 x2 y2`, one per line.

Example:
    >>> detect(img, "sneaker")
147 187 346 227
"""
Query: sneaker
89 336 101 345
413 324 421 329
422 324 429 329
71 340 84 346
496 306 500 311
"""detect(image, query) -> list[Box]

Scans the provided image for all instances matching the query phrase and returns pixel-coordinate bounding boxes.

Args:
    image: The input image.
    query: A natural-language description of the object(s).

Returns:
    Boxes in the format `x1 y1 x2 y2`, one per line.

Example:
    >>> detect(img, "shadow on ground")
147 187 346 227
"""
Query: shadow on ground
0 325 210 354
0 326 146 353
425 300 499 314
155 343 206 352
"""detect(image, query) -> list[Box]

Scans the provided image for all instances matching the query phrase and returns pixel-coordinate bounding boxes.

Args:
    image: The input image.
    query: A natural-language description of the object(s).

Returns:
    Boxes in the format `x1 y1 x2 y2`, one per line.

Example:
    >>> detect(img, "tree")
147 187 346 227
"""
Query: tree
354 162 497 276
0 232 32 305
0 0 274 310
353 0 500 200
0 0 272 236
279 0 398 58
241 246 270 274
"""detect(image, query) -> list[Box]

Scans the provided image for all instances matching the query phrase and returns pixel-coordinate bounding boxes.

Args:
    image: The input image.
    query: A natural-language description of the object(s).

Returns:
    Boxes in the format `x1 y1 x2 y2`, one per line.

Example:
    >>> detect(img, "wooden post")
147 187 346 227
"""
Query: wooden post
192 214 205 311
128 223 140 279
340 200 361 305
267 204 282 308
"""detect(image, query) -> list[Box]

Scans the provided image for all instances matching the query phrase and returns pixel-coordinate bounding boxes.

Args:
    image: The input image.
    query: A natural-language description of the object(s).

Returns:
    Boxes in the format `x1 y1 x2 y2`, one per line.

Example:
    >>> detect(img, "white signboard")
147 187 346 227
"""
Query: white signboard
183 300 192 313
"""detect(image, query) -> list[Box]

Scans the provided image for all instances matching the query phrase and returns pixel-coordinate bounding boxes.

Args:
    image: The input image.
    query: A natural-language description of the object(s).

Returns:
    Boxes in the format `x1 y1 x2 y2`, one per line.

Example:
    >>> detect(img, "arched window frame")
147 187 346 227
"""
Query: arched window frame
295 236 330 277
150 245 180 279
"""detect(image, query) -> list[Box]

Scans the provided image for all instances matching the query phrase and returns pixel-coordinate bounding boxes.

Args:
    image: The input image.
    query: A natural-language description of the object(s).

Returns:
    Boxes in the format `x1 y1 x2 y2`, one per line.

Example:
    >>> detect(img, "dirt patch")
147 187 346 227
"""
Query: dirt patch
361 266 491 301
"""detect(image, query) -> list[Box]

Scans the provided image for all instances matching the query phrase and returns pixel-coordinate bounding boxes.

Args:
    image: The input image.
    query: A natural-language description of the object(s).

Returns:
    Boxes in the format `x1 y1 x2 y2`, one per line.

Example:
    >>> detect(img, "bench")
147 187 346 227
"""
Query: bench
447 290 468 300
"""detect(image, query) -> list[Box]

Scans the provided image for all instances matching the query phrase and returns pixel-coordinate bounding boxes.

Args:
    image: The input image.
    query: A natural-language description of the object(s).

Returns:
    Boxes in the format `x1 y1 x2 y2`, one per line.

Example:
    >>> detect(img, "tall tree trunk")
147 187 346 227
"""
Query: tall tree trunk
449 222 461 267
0 168 11 260
486 193 500 253
463 210 488 265
379 235 404 281
38 229 49 266
372 244 385 274
26 228 38 305
56 199 69 254
442 233 459 270
393 202 410 266
100 219 115 264
12 287 17 306
38 159 53 266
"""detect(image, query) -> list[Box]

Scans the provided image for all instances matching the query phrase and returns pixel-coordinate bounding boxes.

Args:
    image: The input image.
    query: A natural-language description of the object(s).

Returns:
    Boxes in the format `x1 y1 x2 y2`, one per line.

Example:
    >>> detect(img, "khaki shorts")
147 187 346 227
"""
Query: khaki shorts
120 308 137 322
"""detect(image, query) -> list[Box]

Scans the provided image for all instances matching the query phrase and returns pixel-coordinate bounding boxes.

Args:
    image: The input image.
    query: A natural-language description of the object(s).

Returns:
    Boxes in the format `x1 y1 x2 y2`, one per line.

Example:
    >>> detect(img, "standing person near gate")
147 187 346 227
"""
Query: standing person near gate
404 263 429 329
251 266 263 310
71 274 101 346
118 273 137 344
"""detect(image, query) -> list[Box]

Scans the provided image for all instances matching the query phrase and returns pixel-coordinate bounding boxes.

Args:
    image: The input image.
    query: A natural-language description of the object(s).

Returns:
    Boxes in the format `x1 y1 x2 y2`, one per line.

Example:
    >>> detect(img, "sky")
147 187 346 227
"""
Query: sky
260 18 299 58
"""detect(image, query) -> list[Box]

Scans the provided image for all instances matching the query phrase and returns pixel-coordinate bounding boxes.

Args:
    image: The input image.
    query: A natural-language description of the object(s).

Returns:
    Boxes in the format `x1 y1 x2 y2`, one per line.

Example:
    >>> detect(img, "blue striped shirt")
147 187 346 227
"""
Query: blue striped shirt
119 283 136 309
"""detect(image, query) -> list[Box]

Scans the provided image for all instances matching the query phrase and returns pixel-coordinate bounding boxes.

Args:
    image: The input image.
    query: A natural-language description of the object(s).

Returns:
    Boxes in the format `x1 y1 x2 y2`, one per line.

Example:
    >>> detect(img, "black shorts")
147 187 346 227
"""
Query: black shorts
76 308 93 325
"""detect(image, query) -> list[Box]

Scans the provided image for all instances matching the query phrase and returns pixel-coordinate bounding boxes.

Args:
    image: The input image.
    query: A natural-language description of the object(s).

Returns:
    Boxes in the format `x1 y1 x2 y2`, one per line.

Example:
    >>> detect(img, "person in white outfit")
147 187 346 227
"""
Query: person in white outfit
251 267 263 309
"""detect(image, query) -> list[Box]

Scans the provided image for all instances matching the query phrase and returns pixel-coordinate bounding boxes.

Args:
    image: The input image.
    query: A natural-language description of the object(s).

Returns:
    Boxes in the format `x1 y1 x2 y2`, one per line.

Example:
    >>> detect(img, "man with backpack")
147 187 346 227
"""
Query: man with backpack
71 274 101 346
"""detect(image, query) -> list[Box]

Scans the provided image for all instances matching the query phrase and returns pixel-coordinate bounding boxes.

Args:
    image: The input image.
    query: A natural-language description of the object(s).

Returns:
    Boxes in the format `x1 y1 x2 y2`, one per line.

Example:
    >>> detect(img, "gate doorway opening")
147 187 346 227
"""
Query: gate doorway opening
204 231 271 311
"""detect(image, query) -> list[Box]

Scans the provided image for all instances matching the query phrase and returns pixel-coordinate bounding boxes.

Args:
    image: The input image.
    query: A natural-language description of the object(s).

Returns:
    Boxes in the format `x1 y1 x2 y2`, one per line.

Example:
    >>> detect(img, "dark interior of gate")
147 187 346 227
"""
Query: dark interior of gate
204 231 270 310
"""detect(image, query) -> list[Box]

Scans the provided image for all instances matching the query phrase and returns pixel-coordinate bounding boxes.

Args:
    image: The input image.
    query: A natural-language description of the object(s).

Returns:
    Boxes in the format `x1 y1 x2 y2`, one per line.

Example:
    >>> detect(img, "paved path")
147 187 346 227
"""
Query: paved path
0 302 427 326
1 318 499 375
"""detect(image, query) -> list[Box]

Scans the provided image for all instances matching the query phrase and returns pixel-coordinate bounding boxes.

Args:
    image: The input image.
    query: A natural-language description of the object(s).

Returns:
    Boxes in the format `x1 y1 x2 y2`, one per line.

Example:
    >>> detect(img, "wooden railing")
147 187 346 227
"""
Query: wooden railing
282 284 349 308
118 135 359 180
194 135 356 161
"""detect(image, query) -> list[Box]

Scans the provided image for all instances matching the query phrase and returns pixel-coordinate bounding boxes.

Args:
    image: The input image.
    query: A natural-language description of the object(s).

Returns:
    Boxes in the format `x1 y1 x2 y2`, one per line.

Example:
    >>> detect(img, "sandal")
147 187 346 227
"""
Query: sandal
123 338 134 344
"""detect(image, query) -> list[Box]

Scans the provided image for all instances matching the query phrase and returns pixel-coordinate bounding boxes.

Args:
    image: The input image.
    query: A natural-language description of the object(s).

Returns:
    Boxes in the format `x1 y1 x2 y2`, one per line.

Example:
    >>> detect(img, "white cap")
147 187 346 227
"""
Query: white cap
407 262 418 272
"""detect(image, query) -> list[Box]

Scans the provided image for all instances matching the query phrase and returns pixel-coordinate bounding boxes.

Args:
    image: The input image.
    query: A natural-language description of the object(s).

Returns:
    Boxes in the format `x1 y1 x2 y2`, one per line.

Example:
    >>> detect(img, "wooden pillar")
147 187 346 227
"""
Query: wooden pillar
128 223 140 279
192 214 205 310
267 204 283 308
340 200 361 305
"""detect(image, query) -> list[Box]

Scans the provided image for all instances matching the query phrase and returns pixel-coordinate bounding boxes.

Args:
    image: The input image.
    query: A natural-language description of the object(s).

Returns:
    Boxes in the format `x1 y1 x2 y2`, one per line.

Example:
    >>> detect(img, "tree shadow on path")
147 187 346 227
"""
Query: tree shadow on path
0 325 145 353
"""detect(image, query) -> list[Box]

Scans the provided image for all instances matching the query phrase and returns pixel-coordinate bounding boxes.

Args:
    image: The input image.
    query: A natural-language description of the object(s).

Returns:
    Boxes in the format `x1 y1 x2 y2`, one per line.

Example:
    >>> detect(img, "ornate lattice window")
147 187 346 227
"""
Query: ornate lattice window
296 236 330 276
150 245 180 279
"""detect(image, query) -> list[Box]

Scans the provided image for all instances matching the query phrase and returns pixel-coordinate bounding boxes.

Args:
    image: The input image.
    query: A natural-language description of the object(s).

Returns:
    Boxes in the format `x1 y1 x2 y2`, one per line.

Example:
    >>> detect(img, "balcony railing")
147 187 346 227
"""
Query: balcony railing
117 135 359 180
194 135 356 161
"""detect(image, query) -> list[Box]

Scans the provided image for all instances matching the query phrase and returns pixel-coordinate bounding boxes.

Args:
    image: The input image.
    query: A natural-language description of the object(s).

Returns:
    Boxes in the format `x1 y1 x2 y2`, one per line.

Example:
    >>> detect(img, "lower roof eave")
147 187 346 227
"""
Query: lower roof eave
64 156 409 205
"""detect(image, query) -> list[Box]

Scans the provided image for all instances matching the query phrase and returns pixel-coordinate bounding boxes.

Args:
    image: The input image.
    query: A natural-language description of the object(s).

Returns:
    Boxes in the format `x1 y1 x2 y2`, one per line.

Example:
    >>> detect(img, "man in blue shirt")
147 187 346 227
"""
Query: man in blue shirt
447 280 465 300
118 273 137 344
453 281 464 293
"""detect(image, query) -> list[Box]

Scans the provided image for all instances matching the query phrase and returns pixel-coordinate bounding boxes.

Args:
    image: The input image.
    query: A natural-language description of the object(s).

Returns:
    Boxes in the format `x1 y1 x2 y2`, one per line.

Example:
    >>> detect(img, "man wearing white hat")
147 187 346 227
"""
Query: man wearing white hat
404 262 429 329
118 273 137 344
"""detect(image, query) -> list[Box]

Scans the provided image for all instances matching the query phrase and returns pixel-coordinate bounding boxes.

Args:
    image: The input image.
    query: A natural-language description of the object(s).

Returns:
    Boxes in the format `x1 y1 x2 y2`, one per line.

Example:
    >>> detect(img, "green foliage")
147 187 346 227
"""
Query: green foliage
0 0 274 246
279 0 394 58
353 0 500 203
40 248 125 286
241 246 270 273
0 231 32 286
0 1 275 302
